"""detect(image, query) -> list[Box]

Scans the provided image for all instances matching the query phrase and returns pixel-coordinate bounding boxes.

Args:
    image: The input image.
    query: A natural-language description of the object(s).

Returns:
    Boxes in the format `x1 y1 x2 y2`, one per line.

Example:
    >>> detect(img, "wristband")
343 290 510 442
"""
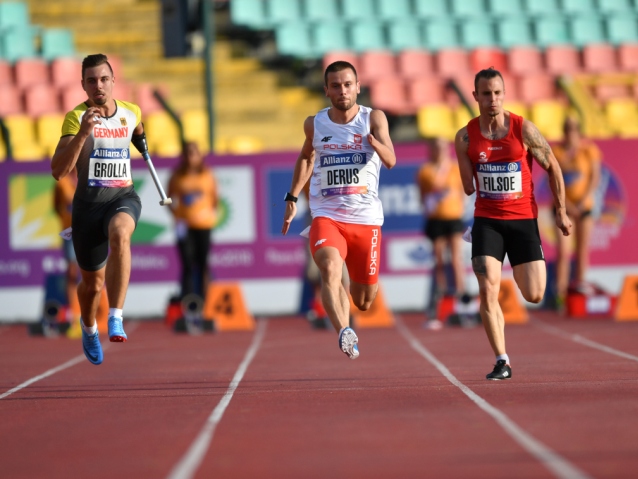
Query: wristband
131 129 149 155
284 192 298 203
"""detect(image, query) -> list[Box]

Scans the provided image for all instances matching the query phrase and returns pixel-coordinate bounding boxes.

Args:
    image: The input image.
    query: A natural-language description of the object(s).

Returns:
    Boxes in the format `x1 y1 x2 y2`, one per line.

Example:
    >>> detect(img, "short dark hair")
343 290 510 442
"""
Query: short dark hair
474 67 504 93
324 61 357 85
82 53 114 79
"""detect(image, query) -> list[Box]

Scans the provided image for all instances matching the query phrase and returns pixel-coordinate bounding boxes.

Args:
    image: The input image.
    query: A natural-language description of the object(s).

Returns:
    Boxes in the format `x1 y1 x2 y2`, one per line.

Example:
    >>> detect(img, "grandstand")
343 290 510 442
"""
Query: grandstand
0 0 637 160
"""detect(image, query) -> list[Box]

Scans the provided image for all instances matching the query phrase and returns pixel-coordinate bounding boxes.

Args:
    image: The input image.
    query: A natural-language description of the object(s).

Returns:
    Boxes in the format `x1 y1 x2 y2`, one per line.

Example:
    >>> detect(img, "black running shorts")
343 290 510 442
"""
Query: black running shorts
71 190 142 271
424 218 465 241
471 216 544 267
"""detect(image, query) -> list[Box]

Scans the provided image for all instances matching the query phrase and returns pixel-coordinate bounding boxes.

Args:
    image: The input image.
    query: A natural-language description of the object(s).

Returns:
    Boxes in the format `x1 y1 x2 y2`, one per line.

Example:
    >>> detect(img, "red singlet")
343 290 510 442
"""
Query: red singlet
467 112 537 220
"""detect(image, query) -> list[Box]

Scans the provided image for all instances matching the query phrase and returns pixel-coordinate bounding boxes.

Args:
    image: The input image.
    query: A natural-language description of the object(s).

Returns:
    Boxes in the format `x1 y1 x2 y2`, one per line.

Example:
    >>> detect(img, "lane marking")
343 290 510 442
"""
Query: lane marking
532 319 638 363
167 319 267 479
396 315 592 479
0 321 141 400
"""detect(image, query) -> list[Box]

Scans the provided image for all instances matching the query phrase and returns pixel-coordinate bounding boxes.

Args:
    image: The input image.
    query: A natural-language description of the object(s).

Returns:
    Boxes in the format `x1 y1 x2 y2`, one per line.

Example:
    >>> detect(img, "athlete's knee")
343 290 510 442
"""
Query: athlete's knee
521 287 544 304
79 276 104 295
316 256 342 283
478 281 499 306
353 298 373 311
109 227 131 251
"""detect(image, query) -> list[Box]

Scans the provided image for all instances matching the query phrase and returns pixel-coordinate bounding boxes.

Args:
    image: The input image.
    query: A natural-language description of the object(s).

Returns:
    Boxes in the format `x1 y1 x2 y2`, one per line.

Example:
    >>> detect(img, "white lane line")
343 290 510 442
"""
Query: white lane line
532 319 638 363
167 319 268 479
396 316 592 479
0 321 141 400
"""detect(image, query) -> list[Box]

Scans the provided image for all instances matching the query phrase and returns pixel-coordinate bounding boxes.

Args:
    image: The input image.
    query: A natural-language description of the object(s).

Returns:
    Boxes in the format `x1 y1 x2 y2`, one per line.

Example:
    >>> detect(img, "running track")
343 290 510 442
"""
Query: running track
1 312 637 479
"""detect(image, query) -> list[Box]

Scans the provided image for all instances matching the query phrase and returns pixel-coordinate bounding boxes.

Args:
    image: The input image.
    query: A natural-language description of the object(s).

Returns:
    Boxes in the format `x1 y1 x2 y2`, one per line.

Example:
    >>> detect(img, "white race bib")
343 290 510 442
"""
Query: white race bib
476 161 523 200
319 152 369 197
88 148 132 187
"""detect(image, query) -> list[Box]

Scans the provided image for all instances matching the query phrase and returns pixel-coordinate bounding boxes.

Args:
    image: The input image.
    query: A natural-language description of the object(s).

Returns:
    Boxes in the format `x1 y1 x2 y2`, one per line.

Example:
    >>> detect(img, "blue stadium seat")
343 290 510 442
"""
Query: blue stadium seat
414 0 448 18
487 0 524 16
230 0 270 29
1 28 36 62
313 23 349 56
341 0 375 20
268 0 302 24
350 21 386 52
605 16 638 45
302 0 338 21
523 0 560 15
597 0 633 15
0 1 29 30
276 23 313 57
387 20 423 51
41 28 74 61
534 17 570 47
496 17 534 48
377 0 412 20
450 0 484 17
423 20 459 50
460 21 497 49
569 17 605 47
562 0 596 14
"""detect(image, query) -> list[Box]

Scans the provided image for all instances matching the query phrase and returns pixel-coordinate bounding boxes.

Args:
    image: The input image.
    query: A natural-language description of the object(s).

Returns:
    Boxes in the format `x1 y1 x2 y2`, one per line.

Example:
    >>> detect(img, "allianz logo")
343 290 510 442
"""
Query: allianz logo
378 184 421 215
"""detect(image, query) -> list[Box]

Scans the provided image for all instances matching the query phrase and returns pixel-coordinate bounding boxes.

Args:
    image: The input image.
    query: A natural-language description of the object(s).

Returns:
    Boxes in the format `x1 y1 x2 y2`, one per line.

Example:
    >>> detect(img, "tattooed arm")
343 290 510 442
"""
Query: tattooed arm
454 127 476 196
522 120 572 237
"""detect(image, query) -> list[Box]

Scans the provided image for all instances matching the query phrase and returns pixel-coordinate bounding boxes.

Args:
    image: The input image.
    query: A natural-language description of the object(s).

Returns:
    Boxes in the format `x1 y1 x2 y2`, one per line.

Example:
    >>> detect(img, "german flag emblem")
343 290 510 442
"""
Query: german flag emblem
120 117 127 126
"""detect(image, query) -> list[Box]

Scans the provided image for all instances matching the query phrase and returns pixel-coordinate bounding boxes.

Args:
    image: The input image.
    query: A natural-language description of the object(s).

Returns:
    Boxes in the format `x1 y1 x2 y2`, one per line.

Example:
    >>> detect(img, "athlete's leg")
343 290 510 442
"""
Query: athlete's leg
512 260 546 304
448 232 465 294
574 214 594 285
473 256 506 356
77 267 106 327
314 246 350 331
177 232 195 297
432 236 447 294
555 223 572 301
105 212 136 308
350 281 378 311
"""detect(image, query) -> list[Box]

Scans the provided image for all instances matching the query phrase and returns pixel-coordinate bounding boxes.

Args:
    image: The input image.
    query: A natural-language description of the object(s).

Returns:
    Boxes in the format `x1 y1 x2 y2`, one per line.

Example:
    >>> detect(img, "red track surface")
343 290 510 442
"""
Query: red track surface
1 312 637 479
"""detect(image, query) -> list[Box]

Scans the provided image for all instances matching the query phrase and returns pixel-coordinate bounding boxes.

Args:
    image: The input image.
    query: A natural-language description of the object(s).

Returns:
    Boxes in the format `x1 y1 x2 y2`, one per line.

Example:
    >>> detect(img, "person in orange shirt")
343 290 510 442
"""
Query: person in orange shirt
168 141 218 299
416 137 466 328
53 167 79 315
552 116 601 306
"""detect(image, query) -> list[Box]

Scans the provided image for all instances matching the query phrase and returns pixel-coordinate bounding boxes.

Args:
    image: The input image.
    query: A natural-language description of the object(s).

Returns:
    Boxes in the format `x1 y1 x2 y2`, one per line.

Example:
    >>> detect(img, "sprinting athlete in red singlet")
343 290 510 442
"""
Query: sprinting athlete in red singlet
455 68 572 380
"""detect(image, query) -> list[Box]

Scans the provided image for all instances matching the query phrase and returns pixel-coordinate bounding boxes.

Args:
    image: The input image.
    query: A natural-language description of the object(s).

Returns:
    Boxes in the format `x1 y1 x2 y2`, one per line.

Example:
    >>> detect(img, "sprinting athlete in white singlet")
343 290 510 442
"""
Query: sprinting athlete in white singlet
282 61 396 359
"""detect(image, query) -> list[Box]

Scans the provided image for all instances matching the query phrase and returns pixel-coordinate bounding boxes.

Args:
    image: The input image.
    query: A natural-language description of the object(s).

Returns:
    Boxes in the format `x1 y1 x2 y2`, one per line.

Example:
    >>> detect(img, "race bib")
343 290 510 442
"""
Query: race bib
319 152 369 196
88 148 133 187
476 161 523 200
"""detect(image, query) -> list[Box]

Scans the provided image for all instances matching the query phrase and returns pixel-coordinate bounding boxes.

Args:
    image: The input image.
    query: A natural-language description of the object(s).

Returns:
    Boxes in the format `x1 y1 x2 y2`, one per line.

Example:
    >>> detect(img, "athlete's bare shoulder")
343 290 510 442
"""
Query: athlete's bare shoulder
522 119 553 169
454 126 470 152
303 115 315 138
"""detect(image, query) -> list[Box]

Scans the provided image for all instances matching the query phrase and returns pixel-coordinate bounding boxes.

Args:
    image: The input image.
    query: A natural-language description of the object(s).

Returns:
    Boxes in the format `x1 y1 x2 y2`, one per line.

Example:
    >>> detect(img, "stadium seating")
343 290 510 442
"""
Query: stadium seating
36 113 65 158
313 23 348 57
14 58 49 89
50 57 82 88
358 51 395 84
303 0 338 21
0 84 23 116
3 115 44 161
545 46 581 76
0 60 11 84
387 20 422 52
507 47 543 75
417 104 456 140
582 44 618 73
60 84 86 113
605 98 638 136
436 49 471 78
529 100 567 141
24 84 60 117
40 29 75 62
181 109 210 153
470 48 508 74
144 111 181 157
408 77 447 107
397 50 433 80
369 78 410 115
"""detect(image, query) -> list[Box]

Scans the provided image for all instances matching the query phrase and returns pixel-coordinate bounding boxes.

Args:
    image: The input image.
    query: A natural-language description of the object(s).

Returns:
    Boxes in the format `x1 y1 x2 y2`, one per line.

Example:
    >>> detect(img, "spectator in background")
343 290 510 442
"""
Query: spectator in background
53 167 79 329
552 116 601 307
416 137 466 329
168 141 219 300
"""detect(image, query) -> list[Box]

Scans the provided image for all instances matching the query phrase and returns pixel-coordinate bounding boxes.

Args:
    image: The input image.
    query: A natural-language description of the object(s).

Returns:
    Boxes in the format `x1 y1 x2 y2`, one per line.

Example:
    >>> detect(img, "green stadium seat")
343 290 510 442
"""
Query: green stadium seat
414 0 447 18
487 0 524 16
605 16 638 45
0 1 29 30
302 0 338 21
269 0 301 24
41 28 74 61
569 17 605 47
533 17 570 47
460 21 496 49
450 0 484 17
523 0 560 16
276 23 313 58
424 20 459 50
496 17 534 48
342 0 375 20
377 0 412 20
597 0 633 15
350 21 386 52
387 20 423 51
230 0 270 29
562 0 596 14
313 23 348 56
